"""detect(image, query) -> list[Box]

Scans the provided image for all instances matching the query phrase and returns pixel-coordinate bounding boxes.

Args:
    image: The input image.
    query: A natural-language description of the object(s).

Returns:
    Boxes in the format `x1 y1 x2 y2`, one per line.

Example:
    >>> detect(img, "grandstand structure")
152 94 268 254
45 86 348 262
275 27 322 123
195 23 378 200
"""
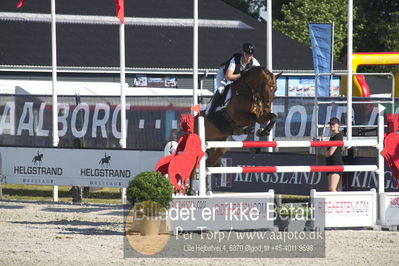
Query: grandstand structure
0 0 345 95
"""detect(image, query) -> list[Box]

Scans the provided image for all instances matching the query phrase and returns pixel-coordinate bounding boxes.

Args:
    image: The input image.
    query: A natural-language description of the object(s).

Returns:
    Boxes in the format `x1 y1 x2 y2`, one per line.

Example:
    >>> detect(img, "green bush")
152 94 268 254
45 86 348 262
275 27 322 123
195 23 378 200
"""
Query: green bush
126 171 173 214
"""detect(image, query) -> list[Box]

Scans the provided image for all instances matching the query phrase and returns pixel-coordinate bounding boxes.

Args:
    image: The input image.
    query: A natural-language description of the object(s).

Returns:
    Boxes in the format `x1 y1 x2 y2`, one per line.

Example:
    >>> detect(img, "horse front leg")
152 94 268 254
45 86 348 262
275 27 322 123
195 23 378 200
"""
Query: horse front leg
256 113 277 137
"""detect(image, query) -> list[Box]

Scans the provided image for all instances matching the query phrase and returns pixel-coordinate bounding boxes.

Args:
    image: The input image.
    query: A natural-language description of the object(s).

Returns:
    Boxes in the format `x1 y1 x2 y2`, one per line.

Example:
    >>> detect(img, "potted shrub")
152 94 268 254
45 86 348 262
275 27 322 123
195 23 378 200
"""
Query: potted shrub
126 171 173 235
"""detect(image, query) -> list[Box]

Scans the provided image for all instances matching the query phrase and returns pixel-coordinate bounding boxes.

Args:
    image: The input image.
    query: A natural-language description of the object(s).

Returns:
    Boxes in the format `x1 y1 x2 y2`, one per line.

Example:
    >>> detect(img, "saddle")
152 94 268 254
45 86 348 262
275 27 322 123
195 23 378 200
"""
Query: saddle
211 85 252 135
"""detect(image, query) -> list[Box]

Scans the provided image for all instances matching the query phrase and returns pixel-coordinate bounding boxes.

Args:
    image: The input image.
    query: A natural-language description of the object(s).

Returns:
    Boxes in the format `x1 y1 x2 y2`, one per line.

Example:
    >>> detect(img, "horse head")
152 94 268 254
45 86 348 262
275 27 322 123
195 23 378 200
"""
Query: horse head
260 69 282 113
240 67 280 118
232 67 282 137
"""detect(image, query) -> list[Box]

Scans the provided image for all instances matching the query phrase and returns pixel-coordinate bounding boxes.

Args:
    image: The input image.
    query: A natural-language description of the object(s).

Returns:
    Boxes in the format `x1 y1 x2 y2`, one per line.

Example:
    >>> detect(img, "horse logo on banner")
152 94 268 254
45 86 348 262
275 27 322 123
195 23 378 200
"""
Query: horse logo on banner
32 151 43 165
99 153 111 168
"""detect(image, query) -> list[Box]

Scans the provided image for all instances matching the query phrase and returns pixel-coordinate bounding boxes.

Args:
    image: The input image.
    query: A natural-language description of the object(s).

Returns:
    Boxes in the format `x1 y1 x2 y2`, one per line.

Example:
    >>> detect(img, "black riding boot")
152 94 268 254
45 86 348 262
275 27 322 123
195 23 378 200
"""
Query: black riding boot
206 91 223 121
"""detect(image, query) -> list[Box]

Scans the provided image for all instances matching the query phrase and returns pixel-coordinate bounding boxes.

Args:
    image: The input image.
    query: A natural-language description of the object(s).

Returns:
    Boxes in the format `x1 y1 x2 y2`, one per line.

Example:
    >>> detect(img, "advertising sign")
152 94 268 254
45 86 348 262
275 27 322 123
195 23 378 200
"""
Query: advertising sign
211 152 398 195
212 152 328 195
0 95 384 150
379 192 399 226
345 156 399 192
311 189 376 228
0 147 163 187
133 75 177 88
171 194 275 231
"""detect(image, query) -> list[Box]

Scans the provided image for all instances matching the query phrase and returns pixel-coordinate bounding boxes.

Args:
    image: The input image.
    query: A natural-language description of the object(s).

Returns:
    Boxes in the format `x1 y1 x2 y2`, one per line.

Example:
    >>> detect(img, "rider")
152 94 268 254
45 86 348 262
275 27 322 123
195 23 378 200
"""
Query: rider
206 42 260 121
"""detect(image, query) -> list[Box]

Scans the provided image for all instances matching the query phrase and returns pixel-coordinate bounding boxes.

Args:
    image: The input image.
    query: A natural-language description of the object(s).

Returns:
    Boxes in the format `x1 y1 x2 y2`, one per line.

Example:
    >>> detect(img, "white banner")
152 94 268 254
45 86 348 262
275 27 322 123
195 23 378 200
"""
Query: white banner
0 147 163 188
311 189 376 228
171 192 275 231
379 192 399 226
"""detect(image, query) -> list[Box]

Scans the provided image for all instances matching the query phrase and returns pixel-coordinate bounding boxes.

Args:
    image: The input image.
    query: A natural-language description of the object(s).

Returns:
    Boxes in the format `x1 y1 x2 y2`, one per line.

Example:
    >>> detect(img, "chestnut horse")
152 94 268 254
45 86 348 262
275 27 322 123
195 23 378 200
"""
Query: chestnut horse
198 66 282 167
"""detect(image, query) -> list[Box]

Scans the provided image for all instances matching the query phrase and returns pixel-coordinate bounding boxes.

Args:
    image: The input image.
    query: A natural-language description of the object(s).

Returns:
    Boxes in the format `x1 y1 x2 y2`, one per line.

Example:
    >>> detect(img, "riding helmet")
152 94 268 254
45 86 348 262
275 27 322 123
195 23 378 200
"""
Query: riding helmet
241 42 255 54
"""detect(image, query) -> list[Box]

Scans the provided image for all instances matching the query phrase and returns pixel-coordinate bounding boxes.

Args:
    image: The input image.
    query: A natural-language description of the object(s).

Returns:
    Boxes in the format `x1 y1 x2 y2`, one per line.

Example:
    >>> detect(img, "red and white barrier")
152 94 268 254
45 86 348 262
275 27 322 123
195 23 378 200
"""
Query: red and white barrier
197 105 394 230
198 105 386 197
207 165 378 174
206 139 378 149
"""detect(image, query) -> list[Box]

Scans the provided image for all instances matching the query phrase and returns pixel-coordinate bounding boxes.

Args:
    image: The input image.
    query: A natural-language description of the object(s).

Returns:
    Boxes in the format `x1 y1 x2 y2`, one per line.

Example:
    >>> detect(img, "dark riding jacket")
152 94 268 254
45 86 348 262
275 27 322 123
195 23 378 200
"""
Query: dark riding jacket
221 53 254 75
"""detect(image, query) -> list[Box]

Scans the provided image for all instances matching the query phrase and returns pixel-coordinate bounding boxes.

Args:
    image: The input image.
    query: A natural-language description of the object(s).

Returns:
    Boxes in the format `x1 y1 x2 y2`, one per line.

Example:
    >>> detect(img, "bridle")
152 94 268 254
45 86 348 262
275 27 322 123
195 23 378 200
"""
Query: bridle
239 69 276 116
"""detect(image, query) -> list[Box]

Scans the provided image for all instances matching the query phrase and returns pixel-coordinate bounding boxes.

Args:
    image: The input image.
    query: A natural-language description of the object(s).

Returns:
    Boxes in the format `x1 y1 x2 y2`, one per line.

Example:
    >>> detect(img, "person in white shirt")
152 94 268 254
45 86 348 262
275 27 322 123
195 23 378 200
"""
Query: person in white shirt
206 42 260 121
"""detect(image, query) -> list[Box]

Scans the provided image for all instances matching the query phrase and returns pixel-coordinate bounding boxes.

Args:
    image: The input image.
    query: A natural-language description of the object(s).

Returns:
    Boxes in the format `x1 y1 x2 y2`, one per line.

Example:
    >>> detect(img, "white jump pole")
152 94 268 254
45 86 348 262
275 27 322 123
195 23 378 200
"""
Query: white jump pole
119 28 127 150
206 139 378 149
194 0 205 196
193 0 199 110
120 20 127 204
198 116 207 196
377 104 385 194
208 165 378 174
51 0 59 202
347 0 353 141
266 0 273 152
266 0 272 72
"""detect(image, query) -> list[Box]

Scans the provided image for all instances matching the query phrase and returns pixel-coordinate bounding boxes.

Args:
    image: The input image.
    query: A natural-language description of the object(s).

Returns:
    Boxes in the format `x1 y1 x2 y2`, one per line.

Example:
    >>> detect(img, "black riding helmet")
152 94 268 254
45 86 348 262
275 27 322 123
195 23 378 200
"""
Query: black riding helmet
241 42 255 55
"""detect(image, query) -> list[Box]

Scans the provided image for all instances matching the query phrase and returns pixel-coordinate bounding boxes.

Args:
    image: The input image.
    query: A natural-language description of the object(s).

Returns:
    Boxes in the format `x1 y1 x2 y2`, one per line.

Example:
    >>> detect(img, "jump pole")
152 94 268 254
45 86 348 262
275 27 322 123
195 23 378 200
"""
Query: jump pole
377 104 385 194
206 139 378 149
192 0 199 110
198 116 207 196
266 0 273 152
51 0 59 202
208 165 378 174
347 0 353 141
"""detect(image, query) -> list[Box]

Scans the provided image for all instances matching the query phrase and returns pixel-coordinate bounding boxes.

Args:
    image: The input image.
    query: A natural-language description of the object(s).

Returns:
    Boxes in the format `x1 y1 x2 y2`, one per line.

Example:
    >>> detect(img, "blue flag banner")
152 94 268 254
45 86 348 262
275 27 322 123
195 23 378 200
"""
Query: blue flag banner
309 23 333 97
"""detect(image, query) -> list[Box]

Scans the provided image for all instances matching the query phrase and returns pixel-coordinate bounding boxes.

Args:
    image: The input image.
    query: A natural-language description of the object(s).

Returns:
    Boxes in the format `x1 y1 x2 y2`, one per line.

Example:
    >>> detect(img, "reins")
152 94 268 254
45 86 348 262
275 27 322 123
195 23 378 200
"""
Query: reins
233 68 274 116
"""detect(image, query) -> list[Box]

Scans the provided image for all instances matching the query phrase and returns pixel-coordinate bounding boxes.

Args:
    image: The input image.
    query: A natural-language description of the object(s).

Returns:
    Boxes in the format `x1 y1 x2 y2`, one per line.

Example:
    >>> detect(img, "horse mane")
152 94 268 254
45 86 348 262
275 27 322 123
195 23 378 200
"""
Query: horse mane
237 66 267 81
233 66 273 94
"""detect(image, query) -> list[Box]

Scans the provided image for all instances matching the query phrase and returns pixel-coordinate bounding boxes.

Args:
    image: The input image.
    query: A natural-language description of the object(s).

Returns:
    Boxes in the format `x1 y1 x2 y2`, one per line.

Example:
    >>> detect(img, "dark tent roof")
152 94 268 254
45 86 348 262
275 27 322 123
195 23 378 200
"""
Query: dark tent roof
0 0 346 71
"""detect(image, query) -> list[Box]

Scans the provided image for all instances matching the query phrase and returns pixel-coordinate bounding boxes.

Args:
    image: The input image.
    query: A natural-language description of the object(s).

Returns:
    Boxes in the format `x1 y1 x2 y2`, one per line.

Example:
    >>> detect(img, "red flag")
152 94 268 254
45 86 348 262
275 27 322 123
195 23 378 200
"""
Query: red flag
113 0 124 24
16 0 26 8
191 104 200 114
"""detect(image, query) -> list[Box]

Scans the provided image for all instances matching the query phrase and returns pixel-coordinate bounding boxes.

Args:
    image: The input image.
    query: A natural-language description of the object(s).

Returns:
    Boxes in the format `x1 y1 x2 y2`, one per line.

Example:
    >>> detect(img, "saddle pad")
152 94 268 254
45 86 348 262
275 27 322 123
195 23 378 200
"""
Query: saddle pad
215 87 232 112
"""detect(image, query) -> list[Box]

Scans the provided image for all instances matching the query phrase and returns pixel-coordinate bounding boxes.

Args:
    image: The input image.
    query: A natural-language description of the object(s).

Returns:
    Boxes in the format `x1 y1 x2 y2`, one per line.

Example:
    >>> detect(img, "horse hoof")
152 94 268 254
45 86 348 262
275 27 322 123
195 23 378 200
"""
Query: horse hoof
242 127 254 135
256 128 270 137
184 187 197 196
256 129 264 137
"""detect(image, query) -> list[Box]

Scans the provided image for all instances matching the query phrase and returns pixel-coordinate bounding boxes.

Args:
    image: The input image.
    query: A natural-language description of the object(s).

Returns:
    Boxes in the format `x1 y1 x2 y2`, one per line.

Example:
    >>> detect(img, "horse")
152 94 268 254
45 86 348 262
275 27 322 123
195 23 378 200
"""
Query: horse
198 66 282 167
156 66 280 194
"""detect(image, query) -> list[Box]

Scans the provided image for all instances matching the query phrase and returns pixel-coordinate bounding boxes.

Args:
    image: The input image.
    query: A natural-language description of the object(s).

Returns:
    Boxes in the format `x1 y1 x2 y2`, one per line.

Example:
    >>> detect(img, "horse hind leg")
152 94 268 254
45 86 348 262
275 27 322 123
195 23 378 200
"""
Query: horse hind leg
206 148 227 167
187 169 196 195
